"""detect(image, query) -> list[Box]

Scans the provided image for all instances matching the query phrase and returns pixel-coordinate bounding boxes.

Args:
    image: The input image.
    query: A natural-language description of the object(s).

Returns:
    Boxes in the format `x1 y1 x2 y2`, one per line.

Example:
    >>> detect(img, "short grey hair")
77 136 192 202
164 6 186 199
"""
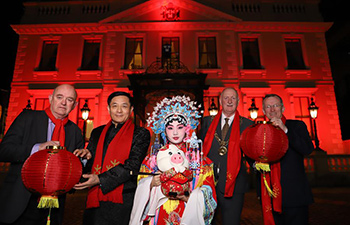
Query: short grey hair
220 87 240 103
262 94 283 107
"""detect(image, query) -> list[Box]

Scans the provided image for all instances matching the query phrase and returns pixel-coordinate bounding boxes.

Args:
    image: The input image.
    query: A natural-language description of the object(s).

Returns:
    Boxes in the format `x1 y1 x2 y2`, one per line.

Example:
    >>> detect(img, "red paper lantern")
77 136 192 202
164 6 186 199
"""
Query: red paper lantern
21 146 82 208
240 122 288 163
241 122 289 225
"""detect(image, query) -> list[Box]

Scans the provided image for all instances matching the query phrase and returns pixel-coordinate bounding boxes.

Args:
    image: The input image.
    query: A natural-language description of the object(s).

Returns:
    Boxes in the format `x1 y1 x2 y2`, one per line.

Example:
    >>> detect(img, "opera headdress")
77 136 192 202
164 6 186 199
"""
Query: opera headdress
147 95 202 143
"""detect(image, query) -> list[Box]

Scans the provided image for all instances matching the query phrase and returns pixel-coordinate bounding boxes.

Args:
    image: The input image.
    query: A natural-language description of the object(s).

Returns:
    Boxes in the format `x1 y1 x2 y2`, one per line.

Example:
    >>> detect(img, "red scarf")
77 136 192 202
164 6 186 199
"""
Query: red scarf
203 109 241 197
45 107 68 145
86 118 135 208
261 115 285 225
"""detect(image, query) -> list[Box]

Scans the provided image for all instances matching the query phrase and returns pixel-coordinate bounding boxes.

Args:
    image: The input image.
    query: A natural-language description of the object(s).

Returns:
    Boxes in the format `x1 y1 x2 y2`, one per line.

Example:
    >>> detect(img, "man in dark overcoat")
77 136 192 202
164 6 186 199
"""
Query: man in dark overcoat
200 87 253 225
0 84 89 225
261 94 314 225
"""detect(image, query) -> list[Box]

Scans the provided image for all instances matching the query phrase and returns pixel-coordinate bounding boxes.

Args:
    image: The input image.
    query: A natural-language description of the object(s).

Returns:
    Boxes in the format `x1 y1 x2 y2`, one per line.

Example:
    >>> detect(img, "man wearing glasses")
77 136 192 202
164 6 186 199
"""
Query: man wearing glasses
262 94 314 225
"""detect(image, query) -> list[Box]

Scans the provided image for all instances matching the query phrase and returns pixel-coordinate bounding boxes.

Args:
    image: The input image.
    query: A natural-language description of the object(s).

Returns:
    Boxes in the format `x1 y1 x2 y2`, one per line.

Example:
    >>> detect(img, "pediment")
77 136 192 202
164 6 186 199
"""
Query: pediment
100 0 241 24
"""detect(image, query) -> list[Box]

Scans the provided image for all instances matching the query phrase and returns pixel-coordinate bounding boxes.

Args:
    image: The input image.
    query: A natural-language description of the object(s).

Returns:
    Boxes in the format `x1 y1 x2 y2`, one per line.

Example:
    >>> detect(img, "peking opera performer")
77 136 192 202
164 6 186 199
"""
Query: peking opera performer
129 96 217 225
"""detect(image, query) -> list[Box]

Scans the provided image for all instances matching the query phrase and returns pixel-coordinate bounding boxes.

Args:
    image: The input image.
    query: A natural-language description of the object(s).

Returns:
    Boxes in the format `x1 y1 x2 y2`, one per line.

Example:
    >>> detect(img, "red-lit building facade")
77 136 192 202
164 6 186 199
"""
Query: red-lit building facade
7 0 349 154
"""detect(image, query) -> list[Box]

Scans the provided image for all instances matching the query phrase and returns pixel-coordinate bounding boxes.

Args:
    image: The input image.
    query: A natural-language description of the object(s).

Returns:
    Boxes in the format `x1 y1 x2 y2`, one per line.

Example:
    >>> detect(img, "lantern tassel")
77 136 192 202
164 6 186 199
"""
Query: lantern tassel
255 162 277 198
46 208 51 225
255 162 271 172
37 195 59 208
262 173 277 198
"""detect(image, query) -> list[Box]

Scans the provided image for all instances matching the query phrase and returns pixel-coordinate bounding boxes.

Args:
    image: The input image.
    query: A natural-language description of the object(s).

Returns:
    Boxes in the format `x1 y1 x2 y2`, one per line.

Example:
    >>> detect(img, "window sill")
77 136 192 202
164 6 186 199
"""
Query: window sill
33 70 58 79
239 69 266 78
119 68 146 76
285 69 311 77
76 70 102 78
195 68 222 76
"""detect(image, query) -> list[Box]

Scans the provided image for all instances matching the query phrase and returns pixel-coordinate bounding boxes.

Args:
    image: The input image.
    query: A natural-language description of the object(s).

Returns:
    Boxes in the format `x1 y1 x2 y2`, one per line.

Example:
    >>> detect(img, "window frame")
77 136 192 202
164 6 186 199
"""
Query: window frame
161 37 180 68
285 88 318 139
124 37 144 69
284 38 307 70
80 39 102 71
198 36 218 69
37 39 59 71
240 37 262 69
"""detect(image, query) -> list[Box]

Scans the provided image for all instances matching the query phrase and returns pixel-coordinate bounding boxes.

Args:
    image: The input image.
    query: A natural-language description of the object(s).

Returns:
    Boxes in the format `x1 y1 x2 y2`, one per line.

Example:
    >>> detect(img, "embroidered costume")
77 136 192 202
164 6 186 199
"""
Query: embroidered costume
129 96 217 225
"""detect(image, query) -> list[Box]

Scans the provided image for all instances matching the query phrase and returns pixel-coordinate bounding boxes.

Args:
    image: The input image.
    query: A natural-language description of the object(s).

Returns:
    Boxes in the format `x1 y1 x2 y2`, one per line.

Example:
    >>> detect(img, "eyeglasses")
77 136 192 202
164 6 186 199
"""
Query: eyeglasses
265 104 281 109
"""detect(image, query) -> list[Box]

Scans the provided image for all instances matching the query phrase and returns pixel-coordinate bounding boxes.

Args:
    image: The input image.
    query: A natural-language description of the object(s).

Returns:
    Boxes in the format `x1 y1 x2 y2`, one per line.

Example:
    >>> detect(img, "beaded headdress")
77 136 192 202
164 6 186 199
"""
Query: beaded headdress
146 96 204 176
147 95 202 143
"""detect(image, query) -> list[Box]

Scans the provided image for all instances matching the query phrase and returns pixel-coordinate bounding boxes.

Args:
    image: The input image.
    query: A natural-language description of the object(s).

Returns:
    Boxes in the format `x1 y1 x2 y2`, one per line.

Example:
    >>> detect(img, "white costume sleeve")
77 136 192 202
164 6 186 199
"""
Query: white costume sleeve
129 177 152 225
129 177 168 225
180 188 205 225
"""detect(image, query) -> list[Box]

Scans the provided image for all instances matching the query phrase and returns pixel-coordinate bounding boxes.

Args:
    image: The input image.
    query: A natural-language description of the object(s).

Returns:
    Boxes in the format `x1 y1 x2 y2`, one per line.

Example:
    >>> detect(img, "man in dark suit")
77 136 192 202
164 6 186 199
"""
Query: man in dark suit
200 87 254 225
0 84 89 225
74 91 150 225
262 94 314 225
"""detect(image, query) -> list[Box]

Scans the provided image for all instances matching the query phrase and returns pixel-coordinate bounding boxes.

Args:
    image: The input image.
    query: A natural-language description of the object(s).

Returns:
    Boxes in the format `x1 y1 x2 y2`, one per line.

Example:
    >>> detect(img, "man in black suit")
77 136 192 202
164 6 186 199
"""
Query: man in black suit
262 94 314 225
200 87 253 225
0 84 89 225
74 91 150 225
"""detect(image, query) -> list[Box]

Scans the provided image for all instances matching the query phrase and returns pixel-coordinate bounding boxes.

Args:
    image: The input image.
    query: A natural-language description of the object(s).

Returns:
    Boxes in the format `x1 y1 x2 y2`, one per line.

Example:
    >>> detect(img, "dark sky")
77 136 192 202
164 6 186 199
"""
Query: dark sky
319 0 350 140
3 0 24 91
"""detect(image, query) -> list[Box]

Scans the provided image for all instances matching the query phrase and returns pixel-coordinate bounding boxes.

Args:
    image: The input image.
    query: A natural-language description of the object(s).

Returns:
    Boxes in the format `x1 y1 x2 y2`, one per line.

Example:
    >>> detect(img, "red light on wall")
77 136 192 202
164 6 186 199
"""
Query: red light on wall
161 2 180 21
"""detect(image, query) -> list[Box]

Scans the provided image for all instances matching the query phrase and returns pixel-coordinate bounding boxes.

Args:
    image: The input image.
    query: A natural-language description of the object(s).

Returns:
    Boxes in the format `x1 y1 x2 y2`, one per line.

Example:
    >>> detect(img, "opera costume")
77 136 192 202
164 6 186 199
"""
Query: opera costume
129 96 217 225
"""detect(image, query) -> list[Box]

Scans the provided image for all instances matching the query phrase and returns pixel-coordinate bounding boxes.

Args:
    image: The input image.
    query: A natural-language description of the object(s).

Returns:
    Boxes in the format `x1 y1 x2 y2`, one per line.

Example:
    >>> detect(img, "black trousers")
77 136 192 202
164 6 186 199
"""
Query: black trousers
83 192 134 225
0 195 62 225
273 206 309 225
211 191 245 225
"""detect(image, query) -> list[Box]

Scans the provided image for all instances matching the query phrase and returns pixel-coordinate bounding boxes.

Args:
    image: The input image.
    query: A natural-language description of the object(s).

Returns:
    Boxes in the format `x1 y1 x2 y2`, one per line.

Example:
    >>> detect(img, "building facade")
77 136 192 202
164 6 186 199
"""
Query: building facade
7 0 349 154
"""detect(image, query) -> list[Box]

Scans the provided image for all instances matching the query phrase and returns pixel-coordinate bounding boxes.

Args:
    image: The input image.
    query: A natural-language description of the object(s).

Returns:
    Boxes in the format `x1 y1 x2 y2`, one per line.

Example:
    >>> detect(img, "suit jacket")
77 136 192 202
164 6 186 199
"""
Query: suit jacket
0 110 84 223
84 124 150 197
280 120 314 207
200 114 254 195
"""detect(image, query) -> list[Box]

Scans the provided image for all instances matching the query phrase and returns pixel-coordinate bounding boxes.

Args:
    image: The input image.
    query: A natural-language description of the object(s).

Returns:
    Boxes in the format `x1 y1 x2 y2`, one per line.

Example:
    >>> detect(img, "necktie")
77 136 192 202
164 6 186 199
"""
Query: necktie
221 118 230 140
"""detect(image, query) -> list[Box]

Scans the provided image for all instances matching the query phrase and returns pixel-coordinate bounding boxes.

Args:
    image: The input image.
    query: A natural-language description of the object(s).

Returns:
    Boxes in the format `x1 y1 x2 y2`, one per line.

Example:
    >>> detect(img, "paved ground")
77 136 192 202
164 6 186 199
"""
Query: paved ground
62 187 350 225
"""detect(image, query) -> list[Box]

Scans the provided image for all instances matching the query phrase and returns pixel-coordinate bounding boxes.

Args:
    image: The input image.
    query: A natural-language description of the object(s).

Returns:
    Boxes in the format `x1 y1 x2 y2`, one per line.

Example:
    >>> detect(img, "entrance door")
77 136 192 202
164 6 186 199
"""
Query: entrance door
128 73 208 127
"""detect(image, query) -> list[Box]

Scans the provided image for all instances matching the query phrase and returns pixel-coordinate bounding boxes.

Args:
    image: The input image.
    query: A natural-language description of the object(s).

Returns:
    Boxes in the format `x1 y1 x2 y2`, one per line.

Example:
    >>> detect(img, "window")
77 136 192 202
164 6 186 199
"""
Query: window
241 38 261 69
124 38 143 69
38 40 58 71
162 37 179 68
198 37 217 68
81 39 101 70
285 38 306 69
294 96 313 138
34 98 50 110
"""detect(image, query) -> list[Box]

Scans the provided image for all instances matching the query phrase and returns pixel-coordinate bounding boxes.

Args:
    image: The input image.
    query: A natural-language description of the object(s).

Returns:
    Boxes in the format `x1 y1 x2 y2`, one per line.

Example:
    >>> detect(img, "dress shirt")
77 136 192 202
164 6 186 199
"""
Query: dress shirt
30 118 55 155
221 113 235 130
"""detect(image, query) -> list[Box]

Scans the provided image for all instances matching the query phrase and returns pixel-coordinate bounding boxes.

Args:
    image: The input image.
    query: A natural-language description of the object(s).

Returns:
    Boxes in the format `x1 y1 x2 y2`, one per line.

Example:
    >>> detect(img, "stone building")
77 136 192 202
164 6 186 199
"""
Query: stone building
7 0 348 154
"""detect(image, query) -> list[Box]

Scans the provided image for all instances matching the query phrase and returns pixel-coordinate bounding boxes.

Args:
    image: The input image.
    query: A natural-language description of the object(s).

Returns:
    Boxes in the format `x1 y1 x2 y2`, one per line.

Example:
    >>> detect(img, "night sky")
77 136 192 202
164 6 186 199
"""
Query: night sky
3 1 24 91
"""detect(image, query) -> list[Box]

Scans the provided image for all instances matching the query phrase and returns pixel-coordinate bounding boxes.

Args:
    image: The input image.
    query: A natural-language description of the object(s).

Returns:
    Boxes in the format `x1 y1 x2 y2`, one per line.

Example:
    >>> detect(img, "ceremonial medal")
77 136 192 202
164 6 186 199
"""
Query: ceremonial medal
215 132 228 156
218 145 228 156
